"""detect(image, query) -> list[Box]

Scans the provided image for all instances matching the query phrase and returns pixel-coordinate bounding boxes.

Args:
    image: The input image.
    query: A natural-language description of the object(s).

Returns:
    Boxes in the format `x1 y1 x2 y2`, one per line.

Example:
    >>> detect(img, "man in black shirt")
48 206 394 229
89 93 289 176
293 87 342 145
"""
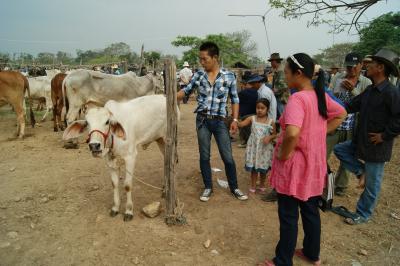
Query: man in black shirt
334 48 400 225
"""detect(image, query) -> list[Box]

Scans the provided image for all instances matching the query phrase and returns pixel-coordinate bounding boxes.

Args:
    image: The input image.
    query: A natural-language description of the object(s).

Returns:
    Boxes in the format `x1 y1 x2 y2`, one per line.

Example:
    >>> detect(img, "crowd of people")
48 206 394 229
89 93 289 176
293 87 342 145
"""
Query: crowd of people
176 41 400 265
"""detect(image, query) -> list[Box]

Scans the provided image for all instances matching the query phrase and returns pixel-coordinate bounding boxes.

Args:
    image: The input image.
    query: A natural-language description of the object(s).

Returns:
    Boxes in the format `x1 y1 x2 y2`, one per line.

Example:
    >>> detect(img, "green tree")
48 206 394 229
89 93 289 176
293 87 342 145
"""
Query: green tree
36 52 55 64
353 12 400 56
0 52 10 62
269 0 387 32
76 49 103 64
18 53 34 65
104 42 131 58
56 51 74 64
171 36 202 66
144 51 161 67
313 42 355 67
171 30 261 68
126 52 140 64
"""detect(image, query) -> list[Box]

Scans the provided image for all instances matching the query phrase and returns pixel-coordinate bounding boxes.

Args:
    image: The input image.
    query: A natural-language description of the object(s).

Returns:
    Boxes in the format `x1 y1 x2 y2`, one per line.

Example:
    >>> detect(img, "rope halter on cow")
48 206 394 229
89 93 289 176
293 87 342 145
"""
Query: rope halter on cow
86 126 114 149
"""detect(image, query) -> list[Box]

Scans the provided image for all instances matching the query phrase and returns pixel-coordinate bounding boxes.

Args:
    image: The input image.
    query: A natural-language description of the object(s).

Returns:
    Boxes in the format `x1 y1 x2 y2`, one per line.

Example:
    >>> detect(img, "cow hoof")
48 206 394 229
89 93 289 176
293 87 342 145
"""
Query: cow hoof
54 127 58 132
109 210 119 217
60 126 65 131
123 213 133 221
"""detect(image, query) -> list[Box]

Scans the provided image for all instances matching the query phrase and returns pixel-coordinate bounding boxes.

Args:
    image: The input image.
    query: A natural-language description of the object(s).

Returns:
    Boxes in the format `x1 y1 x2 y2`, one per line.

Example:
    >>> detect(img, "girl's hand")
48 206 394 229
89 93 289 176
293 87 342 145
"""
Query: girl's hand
230 121 238 135
263 136 272 145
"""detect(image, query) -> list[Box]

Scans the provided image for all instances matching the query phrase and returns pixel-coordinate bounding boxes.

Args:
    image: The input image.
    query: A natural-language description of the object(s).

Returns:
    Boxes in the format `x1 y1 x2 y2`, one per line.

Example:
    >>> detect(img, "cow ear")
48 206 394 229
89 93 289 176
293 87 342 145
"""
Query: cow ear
84 101 103 113
110 120 126 140
63 120 87 140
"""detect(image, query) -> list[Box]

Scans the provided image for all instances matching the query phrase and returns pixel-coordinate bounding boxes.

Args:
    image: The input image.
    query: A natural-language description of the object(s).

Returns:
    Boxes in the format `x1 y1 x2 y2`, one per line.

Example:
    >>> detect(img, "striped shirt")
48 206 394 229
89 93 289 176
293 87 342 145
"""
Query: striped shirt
183 68 239 117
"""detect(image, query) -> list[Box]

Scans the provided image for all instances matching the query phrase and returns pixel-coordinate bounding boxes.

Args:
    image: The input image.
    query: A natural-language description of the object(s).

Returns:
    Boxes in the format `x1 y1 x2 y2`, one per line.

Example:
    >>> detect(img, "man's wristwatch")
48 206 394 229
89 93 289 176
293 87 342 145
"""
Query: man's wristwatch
233 118 239 123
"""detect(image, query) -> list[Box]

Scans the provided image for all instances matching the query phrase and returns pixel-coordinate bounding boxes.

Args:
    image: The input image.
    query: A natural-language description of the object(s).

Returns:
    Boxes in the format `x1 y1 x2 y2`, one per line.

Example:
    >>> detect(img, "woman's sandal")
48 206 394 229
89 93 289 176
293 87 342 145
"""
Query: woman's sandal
344 215 368 225
257 187 267 194
294 249 321 266
257 259 275 266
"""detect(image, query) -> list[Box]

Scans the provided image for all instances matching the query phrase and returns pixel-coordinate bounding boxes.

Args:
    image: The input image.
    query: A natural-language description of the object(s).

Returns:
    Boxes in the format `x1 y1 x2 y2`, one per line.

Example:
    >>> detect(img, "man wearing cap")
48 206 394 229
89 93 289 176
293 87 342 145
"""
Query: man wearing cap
237 72 258 148
268 53 288 118
179 61 193 104
328 52 372 196
247 74 277 122
334 48 400 225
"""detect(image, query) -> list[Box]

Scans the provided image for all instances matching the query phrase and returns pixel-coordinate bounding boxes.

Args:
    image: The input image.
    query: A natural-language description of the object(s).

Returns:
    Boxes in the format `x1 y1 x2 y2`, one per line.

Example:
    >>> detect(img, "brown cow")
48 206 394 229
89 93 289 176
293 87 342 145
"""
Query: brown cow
0 71 35 138
51 73 67 132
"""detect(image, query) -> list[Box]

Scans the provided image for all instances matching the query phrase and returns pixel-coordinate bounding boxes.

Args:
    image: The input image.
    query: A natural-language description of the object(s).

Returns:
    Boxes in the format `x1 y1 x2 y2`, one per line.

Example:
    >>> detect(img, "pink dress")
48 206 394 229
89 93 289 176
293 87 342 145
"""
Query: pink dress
269 91 345 201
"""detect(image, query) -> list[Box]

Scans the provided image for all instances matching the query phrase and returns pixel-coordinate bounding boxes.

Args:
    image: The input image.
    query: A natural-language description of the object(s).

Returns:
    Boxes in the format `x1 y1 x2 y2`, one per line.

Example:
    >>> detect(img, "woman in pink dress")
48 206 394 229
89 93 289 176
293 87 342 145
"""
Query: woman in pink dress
259 53 346 266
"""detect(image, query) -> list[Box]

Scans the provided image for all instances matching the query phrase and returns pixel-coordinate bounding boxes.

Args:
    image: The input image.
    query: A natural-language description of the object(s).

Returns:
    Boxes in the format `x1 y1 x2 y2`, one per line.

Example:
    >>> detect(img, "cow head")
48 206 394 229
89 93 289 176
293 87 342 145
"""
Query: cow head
149 72 164 94
63 107 126 157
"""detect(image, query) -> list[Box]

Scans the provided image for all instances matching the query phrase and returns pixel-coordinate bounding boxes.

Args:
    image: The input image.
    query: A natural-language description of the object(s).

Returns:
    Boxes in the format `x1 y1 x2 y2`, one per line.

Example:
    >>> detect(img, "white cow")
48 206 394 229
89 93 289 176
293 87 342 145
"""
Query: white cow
45 69 61 79
27 76 53 121
63 95 178 221
63 70 164 123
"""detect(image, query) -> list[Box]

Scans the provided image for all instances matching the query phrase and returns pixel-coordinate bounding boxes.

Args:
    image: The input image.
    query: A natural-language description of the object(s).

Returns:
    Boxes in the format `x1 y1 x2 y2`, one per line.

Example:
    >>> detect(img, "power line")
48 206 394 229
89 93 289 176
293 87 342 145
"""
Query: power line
228 7 274 57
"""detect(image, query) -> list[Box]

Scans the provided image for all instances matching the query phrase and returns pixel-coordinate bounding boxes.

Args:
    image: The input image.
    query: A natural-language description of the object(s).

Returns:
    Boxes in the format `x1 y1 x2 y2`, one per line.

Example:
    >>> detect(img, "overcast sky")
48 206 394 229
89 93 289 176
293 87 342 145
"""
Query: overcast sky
1 0 399 60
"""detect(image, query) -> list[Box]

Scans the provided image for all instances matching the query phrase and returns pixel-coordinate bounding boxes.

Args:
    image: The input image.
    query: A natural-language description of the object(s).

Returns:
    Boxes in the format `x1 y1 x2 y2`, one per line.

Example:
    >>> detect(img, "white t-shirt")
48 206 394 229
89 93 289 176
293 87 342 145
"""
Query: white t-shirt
179 67 193 86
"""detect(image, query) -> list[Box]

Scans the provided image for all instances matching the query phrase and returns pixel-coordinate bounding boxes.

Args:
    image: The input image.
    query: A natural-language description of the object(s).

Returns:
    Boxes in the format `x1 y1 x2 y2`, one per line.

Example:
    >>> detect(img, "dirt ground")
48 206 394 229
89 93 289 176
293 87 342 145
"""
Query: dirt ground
0 101 399 266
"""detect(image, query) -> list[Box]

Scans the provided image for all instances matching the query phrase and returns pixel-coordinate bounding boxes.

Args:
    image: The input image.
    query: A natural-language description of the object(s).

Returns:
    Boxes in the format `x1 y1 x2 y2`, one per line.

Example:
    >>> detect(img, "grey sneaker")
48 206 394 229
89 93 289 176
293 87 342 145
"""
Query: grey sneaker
261 189 278 202
232 189 248 201
200 188 213 202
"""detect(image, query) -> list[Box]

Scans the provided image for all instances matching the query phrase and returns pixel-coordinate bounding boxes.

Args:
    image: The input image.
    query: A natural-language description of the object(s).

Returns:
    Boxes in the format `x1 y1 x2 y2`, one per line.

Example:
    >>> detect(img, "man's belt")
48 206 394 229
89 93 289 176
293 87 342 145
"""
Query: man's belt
198 112 224 120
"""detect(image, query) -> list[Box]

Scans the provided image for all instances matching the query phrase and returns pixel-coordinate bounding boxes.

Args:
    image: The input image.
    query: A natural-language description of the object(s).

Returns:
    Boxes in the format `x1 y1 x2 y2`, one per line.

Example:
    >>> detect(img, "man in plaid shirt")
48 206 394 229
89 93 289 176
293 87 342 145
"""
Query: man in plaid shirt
328 52 372 195
177 42 248 202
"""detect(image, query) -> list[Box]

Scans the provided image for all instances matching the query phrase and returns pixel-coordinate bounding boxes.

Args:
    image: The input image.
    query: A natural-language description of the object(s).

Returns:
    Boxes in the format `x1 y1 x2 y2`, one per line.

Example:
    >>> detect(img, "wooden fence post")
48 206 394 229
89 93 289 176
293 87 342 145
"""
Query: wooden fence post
163 59 186 225
122 61 128 73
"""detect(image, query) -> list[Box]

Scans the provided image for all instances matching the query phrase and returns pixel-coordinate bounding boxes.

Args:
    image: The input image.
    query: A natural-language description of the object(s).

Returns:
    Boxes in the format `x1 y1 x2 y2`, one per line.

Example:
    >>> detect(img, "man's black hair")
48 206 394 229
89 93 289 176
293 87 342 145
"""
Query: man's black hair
199 42 219 57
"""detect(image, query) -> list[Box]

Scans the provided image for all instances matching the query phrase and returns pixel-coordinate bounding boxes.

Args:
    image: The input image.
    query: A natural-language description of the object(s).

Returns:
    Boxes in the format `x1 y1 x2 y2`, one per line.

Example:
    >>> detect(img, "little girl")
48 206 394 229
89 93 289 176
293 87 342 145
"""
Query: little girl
238 98 276 193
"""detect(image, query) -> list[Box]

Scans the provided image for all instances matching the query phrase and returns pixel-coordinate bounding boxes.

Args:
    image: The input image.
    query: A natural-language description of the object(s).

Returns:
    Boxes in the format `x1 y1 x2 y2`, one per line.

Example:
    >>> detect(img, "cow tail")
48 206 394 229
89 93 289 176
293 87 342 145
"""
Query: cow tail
62 78 67 123
24 77 36 127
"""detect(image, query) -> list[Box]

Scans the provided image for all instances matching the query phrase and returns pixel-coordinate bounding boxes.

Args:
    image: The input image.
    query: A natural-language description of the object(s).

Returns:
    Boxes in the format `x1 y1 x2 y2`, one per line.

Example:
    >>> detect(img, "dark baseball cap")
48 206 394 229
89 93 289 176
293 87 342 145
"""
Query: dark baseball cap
344 52 362 67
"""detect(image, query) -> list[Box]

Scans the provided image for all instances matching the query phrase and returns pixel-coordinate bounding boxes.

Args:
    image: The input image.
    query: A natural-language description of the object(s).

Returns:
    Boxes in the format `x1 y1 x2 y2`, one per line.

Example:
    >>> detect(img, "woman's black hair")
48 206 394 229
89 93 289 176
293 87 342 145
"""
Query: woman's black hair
256 98 270 110
286 53 328 119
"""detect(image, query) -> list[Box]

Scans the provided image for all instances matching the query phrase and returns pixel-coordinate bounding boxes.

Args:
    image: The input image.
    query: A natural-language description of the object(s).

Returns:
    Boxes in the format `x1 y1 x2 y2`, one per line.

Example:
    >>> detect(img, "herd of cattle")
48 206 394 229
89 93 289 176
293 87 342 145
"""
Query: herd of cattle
0 68 171 221
0 69 164 137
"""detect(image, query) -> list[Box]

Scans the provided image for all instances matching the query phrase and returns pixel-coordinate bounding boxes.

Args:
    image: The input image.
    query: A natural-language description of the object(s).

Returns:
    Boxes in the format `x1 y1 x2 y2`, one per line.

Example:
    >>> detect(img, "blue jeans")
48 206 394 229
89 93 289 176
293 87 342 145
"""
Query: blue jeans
334 140 385 219
196 115 238 192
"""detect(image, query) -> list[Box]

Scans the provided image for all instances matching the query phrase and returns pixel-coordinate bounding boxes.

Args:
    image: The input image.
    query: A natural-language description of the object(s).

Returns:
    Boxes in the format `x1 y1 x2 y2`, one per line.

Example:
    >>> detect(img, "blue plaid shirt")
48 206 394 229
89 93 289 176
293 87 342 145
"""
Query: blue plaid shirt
183 68 239 117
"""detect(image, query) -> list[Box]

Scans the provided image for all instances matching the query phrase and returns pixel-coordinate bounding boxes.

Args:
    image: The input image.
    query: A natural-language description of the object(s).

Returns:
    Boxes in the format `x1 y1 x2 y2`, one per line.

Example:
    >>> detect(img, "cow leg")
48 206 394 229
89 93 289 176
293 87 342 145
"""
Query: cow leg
156 138 167 198
106 157 120 217
52 104 58 132
14 104 25 139
123 152 137 221
58 105 65 131
23 98 28 121
156 138 165 157
40 106 50 122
